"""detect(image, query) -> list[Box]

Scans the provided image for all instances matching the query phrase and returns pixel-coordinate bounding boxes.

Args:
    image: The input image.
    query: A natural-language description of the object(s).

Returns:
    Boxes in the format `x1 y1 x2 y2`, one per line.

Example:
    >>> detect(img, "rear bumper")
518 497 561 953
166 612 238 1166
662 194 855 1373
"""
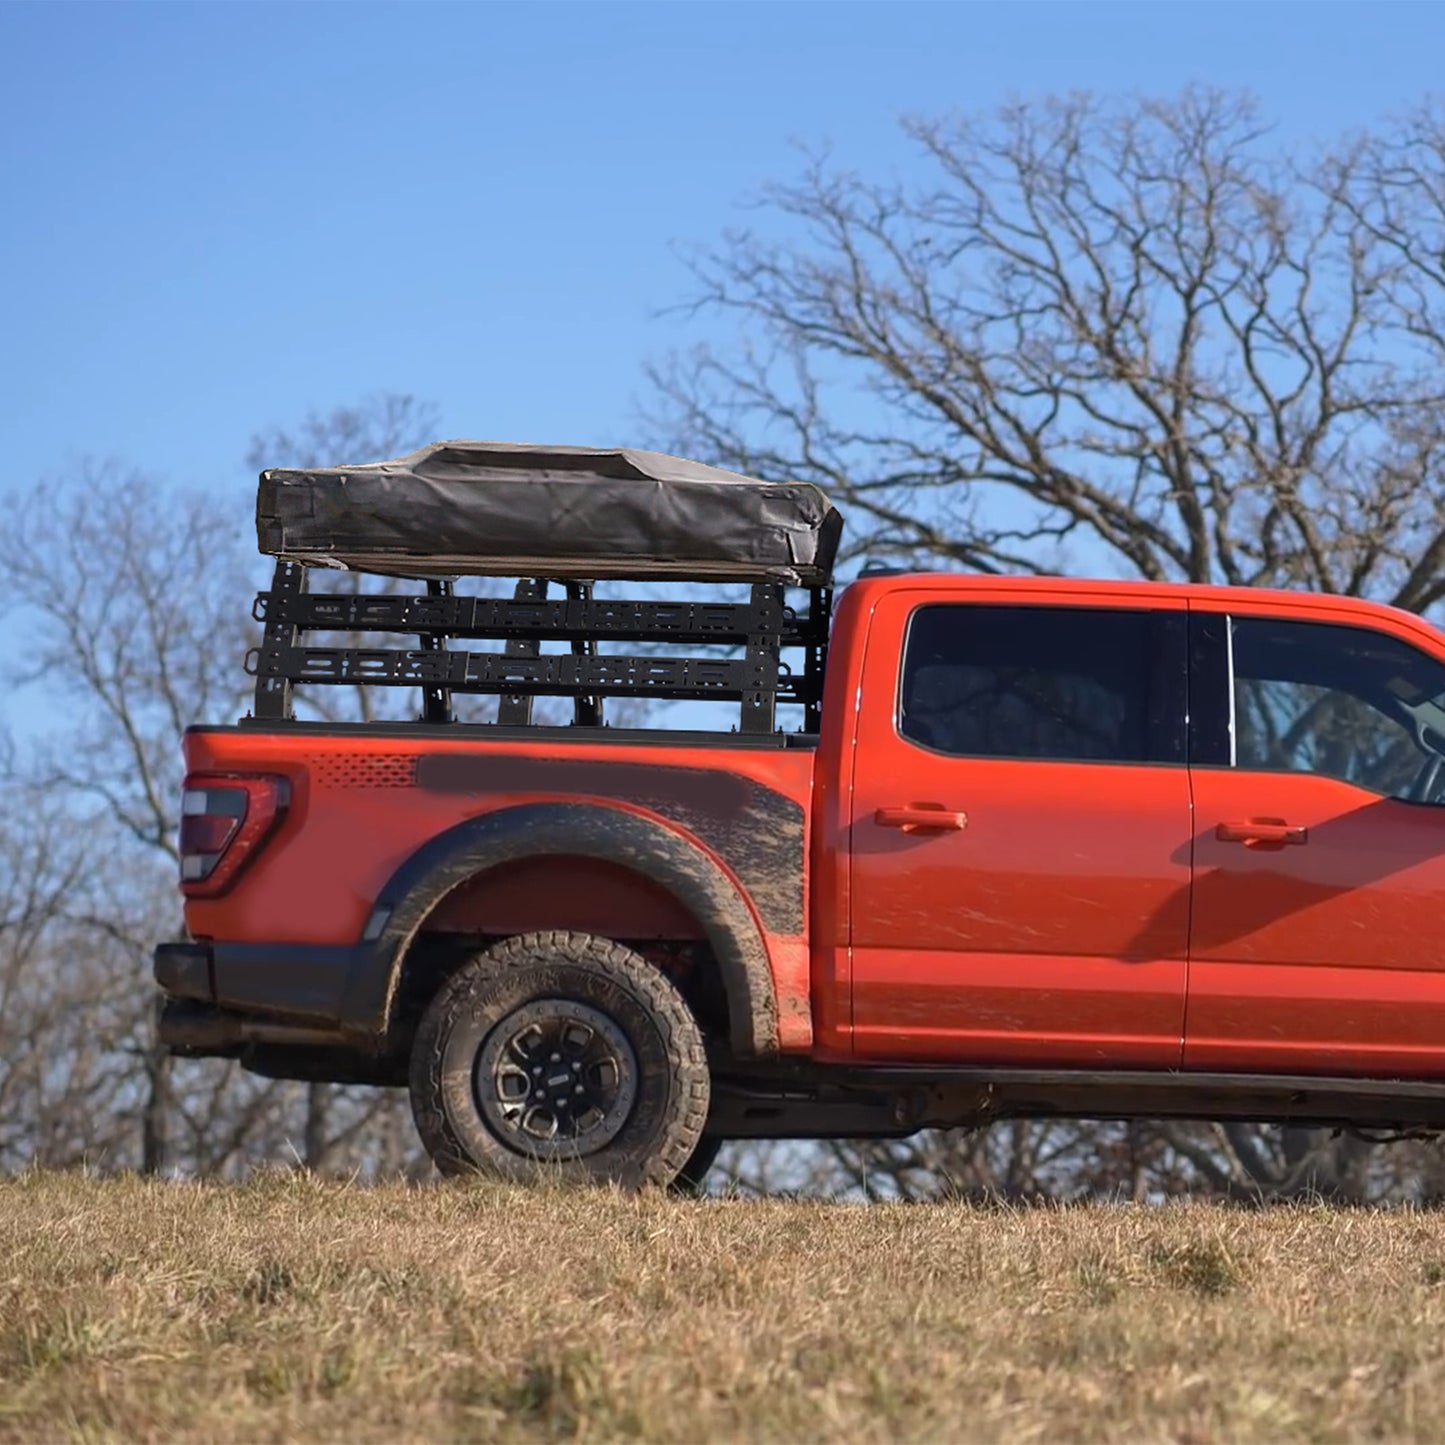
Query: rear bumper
154 939 361 1032
153 941 212 1003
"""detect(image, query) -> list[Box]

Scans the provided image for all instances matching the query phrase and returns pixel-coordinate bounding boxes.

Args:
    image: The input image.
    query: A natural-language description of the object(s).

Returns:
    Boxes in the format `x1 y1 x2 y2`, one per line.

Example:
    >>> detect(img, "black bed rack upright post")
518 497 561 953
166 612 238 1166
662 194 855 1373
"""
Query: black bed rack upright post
418 578 453 723
566 580 603 728
250 561 307 721
739 583 783 735
495 578 548 727
801 586 831 735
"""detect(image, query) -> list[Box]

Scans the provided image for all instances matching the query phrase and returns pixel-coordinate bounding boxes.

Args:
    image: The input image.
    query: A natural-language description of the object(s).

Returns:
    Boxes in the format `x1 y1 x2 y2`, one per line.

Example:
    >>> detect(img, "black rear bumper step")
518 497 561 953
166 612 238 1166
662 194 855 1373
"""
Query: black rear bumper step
154 939 359 1023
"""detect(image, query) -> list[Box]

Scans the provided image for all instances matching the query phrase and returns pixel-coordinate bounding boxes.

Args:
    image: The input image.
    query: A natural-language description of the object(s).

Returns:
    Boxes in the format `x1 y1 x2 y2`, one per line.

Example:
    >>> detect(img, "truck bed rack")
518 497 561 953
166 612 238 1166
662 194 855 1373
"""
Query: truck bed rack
246 562 831 734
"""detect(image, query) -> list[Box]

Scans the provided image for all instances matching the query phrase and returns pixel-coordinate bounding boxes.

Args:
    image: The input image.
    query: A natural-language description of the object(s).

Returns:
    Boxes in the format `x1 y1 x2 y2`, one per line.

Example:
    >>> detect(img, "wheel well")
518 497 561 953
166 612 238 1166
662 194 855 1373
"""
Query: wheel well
390 857 731 1046
422 855 705 940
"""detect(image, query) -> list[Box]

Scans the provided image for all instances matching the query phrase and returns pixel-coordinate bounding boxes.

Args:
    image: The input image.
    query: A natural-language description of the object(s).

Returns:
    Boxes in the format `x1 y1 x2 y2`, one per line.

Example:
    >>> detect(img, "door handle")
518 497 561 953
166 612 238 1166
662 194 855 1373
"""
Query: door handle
1215 819 1308 848
875 805 968 832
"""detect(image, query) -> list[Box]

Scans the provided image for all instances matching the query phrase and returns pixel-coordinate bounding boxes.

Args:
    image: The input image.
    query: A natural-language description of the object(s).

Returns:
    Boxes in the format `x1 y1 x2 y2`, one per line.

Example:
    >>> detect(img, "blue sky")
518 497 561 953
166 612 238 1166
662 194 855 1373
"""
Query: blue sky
4 0 1445 499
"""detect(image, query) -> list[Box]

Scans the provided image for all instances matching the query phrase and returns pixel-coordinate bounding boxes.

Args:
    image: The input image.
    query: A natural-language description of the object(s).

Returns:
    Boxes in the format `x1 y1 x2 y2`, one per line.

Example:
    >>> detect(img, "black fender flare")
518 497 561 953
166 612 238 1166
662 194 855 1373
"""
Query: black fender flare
339 801 780 1056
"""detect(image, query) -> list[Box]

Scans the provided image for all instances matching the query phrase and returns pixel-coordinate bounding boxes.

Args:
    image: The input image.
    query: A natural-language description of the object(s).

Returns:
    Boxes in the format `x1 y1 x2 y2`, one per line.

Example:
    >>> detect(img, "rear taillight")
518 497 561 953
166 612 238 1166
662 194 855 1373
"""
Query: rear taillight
179 774 290 896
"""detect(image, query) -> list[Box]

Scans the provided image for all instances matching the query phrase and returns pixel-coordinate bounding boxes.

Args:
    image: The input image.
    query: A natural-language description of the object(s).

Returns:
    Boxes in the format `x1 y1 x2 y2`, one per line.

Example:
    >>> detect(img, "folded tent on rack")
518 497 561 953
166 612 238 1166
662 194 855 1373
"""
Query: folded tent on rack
255 440 843 585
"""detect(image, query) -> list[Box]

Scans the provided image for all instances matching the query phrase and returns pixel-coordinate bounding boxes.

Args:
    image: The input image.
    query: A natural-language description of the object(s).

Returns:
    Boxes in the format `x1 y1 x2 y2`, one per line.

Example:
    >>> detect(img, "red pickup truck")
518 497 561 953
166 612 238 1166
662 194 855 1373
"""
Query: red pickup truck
155 443 1445 1187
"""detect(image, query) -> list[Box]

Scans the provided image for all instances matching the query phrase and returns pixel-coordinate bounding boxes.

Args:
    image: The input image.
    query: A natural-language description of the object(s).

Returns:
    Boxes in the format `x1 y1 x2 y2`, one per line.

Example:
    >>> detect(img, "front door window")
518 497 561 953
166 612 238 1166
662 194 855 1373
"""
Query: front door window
1231 616 1445 805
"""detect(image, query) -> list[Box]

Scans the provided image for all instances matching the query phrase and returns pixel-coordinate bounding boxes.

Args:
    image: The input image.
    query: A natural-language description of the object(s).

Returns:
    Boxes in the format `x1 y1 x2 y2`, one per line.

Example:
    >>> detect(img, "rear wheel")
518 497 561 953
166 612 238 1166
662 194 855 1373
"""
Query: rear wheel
408 930 710 1189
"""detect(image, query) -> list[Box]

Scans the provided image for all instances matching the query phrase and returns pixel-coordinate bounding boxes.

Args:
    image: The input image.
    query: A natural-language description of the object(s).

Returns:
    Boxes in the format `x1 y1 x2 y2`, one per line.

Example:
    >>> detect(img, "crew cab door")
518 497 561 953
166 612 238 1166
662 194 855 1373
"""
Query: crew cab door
847 590 1192 1065
1186 608 1445 1076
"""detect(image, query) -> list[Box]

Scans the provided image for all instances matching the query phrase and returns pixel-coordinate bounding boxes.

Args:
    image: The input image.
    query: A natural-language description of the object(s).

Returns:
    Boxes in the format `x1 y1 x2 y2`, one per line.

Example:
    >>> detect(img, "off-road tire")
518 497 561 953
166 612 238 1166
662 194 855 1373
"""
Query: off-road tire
409 930 710 1189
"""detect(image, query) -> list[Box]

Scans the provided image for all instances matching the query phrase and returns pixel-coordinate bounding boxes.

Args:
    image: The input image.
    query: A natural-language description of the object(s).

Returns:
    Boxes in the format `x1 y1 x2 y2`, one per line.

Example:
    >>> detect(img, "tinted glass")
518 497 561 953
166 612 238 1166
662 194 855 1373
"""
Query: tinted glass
1231 617 1445 802
899 605 1178 763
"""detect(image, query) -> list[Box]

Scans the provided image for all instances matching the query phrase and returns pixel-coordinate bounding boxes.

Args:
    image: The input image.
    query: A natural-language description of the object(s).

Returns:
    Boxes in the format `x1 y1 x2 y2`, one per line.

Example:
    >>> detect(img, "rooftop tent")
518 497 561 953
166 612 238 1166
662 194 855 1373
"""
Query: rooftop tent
255 440 843 585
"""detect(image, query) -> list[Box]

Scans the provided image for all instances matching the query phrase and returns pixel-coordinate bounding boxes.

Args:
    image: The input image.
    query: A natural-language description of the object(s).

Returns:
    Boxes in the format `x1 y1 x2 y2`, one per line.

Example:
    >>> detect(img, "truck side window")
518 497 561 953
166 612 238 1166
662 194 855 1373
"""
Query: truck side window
1230 616 1445 803
899 605 1176 763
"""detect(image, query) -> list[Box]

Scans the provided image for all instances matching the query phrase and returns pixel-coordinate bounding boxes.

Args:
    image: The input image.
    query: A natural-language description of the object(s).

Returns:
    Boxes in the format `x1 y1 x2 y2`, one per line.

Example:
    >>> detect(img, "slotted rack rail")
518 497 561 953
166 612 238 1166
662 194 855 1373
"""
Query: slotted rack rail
245 562 831 734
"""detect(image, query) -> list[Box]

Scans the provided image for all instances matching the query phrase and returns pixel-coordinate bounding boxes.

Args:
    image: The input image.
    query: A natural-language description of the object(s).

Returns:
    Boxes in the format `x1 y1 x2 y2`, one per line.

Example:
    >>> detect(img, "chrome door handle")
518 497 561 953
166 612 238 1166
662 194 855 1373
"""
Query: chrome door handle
875 805 968 832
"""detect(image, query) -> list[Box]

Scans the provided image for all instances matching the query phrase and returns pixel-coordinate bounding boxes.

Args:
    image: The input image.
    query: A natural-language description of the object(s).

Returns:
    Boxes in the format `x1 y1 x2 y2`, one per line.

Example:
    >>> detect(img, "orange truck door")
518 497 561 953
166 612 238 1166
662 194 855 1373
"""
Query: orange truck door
1186 609 1445 1077
847 591 1192 1066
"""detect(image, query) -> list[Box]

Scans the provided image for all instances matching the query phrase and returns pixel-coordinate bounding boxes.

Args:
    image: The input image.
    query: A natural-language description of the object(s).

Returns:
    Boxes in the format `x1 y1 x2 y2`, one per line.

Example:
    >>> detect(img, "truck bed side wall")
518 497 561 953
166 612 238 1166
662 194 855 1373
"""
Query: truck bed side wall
182 729 818 1051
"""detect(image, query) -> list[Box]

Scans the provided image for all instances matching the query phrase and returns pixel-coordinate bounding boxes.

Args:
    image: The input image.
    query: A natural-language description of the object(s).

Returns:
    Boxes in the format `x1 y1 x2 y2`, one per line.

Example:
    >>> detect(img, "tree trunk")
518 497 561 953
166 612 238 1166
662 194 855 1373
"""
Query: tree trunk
141 1026 170 1175
303 1082 330 1171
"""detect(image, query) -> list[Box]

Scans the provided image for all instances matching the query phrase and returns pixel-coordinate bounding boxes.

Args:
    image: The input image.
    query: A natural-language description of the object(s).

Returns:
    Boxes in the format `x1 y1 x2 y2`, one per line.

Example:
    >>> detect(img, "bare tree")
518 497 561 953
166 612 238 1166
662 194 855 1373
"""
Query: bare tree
0 394 442 1178
655 89 1445 601
0 777 145 1170
245 393 442 475
652 88 1445 1200
0 462 258 1172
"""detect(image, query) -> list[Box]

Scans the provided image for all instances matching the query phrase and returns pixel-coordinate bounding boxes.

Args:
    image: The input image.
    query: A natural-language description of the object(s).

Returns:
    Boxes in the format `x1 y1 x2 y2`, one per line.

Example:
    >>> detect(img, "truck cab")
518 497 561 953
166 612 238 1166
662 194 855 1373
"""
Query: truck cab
825 575 1445 1081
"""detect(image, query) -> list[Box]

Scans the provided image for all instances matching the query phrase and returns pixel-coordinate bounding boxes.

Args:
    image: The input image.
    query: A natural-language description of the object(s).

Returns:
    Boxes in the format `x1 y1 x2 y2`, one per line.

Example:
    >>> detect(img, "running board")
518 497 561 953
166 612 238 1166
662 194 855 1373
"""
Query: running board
708 1067 1445 1138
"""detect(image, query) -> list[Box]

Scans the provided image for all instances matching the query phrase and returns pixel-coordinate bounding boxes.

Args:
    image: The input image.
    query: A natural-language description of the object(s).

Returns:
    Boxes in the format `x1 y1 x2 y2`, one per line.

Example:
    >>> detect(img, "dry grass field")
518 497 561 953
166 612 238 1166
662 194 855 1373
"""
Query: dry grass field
5 1171 1445 1442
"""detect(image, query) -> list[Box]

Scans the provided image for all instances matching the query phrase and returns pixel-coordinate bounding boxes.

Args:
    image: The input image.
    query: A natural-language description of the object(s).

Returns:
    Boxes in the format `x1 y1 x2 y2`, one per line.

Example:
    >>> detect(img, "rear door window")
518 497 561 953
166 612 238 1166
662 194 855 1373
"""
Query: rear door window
899 604 1185 764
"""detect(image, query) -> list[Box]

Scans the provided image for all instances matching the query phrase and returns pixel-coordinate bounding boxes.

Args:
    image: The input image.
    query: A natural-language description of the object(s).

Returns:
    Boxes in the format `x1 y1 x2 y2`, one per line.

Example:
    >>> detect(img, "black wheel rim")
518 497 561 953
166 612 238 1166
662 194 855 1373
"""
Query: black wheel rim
474 998 638 1160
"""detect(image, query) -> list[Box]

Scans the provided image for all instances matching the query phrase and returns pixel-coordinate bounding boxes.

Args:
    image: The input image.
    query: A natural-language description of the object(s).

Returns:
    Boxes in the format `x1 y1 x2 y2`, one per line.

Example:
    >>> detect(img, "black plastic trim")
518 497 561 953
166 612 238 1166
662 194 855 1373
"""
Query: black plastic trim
154 939 359 1024
712 1061 1445 1132
212 942 359 1020
153 942 213 1003
1187 611 1233 766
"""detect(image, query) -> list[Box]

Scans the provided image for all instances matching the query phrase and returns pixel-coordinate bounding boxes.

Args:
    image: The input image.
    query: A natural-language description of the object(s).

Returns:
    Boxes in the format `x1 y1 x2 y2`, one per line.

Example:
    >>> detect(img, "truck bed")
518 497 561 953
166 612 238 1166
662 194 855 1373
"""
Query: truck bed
178 721 819 1054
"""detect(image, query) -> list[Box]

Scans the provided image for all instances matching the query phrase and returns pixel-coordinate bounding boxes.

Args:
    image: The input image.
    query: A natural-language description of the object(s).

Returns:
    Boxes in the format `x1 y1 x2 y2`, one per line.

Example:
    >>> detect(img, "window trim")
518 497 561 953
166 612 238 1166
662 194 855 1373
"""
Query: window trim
1225 616 1237 768
1187 612 1233 768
